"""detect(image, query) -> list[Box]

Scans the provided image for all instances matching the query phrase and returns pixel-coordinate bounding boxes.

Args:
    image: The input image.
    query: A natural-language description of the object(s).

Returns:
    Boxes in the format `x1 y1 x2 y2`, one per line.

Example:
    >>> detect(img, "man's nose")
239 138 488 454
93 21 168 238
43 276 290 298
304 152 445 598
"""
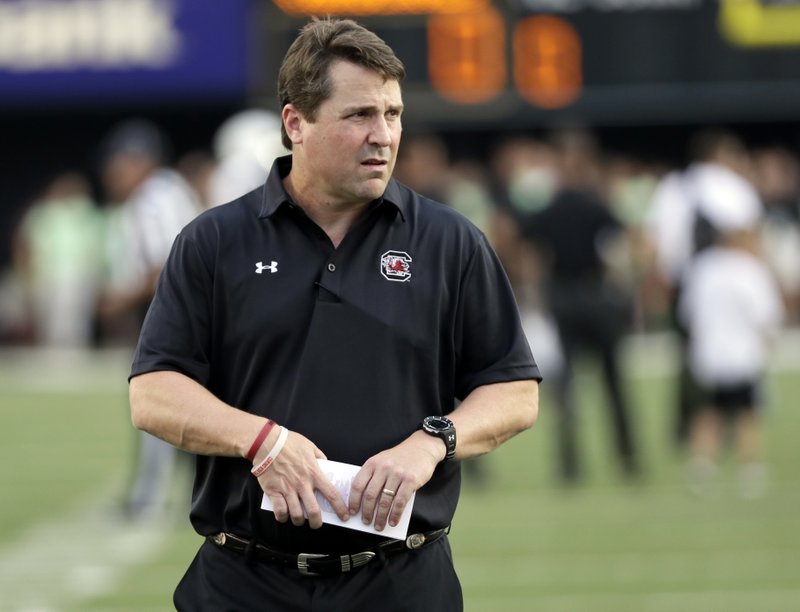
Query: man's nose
369 116 394 147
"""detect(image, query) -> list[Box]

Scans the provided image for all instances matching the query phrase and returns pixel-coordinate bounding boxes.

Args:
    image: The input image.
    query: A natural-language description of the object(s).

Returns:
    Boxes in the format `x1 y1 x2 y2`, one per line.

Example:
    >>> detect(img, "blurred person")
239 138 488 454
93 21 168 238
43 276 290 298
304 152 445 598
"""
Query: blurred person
0 267 30 343
486 135 557 300
604 154 662 331
176 149 218 210
751 146 800 323
207 108 287 206
522 128 640 485
128 18 540 610
393 131 451 203
646 128 763 450
396 133 499 240
97 119 202 337
446 159 495 236
11 171 103 347
96 118 202 522
483 135 566 443
679 199 783 498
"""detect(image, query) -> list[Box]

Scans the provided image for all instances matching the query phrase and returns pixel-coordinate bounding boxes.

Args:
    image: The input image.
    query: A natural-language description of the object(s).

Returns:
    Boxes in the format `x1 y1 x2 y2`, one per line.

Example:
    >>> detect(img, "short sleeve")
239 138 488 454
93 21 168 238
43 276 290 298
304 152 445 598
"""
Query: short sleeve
129 232 213 385
453 235 541 399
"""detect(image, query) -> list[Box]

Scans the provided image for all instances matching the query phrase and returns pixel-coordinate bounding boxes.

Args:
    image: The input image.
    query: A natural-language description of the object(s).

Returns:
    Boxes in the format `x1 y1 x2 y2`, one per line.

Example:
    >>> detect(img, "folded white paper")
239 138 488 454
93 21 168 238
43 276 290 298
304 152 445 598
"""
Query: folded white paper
260 458 415 540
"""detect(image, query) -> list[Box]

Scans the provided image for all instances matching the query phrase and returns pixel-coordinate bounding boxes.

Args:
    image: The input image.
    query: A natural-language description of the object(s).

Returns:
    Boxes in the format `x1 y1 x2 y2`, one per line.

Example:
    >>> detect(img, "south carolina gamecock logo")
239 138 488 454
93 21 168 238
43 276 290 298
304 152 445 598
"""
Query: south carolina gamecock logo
380 250 412 282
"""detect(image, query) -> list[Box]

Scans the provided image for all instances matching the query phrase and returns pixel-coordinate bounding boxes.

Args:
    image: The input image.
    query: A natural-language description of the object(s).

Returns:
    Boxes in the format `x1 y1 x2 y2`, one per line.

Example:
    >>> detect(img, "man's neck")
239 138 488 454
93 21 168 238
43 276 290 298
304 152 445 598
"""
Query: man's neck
283 173 369 248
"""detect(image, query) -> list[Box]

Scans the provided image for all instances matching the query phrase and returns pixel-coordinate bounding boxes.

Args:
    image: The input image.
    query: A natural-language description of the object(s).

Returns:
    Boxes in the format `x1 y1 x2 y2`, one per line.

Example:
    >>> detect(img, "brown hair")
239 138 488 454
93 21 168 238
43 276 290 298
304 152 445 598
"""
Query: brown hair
277 18 406 149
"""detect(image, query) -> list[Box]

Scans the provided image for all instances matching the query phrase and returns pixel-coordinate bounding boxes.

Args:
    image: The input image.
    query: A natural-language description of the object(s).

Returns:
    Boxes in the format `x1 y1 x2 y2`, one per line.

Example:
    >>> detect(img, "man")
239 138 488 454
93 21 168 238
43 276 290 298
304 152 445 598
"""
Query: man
129 18 540 611
97 119 202 521
520 128 638 484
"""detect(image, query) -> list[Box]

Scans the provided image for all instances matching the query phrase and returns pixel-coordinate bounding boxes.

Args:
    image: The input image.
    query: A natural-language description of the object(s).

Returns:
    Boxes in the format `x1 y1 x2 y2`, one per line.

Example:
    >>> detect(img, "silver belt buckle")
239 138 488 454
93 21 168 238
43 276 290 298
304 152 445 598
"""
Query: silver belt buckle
297 552 326 576
348 551 376 571
406 532 426 549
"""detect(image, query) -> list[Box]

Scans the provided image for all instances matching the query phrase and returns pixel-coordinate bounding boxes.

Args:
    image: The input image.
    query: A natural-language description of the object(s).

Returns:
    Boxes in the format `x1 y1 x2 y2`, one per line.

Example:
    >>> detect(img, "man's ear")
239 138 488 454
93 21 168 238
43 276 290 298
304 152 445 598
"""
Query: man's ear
282 105 304 145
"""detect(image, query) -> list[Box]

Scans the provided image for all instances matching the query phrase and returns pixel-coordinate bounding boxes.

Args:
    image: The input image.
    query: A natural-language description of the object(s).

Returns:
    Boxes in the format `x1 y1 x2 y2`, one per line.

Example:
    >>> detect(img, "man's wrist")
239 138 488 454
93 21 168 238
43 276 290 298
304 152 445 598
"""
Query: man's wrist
420 415 457 461
414 429 448 464
250 425 283 464
251 426 289 477
246 419 277 462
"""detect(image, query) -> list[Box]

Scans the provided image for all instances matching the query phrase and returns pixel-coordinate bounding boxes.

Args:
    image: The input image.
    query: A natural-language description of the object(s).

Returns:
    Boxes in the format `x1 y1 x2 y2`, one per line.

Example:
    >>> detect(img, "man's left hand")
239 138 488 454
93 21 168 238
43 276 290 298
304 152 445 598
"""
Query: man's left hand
348 430 446 531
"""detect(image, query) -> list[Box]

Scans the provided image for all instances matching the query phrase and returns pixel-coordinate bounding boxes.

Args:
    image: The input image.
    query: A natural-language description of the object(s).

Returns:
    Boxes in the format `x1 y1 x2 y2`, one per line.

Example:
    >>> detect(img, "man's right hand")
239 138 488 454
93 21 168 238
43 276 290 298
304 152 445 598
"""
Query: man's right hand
253 429 350 529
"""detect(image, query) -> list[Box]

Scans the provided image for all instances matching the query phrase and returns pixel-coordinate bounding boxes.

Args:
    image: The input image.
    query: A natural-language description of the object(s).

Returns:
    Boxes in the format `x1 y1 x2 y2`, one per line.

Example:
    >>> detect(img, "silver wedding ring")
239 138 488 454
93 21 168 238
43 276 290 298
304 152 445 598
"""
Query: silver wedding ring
382 488 396 498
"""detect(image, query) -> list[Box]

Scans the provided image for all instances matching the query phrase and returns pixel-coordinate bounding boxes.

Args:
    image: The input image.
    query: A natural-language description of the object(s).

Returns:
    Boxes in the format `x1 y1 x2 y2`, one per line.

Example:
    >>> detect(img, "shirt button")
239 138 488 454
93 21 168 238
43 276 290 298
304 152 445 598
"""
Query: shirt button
327 263 336 272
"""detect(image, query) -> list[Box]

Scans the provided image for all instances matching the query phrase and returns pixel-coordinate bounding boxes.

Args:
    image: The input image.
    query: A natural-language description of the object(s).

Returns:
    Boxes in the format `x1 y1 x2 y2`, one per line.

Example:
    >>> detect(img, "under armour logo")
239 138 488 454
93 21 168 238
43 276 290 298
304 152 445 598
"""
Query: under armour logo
255 261 278 274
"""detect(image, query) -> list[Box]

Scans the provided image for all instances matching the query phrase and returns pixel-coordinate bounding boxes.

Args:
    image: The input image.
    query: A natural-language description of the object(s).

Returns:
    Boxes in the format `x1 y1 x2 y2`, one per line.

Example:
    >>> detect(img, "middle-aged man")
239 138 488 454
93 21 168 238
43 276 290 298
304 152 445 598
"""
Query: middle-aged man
129 17 541 611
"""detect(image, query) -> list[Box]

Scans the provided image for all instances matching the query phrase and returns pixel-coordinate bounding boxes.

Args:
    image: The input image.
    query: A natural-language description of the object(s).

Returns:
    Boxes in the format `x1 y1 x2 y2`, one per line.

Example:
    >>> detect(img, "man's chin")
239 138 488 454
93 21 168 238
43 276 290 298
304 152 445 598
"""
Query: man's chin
359 178 389 200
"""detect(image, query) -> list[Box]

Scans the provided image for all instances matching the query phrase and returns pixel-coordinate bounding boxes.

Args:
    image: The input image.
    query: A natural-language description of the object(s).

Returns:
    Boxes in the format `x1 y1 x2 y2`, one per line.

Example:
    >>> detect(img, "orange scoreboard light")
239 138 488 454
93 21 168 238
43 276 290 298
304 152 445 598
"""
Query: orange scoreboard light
427 11 582 108
273 0 488 16
427 8 506 104
266 2 800 125
513 16 582 109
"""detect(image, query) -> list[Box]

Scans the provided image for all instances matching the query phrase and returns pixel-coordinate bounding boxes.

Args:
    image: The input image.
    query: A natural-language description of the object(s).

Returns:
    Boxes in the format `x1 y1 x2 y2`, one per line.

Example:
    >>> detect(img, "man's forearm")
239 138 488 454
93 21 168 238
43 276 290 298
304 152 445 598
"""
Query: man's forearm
448 379 539 460
129 370 263 458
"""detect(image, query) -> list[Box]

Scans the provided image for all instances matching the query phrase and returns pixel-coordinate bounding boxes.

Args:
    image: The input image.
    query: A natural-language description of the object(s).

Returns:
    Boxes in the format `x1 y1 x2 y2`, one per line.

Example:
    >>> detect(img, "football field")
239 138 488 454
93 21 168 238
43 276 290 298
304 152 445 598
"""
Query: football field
1 335 798 611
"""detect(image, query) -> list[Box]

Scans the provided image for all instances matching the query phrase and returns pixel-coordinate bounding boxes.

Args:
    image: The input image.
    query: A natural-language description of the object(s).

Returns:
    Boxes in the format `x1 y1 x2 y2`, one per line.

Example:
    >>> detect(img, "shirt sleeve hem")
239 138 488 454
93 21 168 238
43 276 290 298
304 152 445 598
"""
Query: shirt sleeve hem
128 358 208 385
457 365 542 400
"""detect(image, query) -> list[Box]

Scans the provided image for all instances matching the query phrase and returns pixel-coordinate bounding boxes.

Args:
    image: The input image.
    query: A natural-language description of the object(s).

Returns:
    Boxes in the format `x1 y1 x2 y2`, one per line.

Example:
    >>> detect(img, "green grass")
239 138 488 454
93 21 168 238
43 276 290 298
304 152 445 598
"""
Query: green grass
0 390 132 541
450 368 800 612
1 347 798 611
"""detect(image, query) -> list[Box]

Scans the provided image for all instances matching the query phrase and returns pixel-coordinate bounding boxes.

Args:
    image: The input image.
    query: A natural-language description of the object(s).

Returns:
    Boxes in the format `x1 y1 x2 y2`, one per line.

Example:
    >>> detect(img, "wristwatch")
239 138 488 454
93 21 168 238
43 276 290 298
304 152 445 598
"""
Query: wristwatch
421 415 457 461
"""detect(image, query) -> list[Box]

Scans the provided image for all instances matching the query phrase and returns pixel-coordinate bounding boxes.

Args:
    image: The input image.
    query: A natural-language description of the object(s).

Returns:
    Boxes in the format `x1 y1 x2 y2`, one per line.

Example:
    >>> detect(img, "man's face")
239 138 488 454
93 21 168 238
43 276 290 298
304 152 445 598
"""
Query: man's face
288 60 403 207
102 153 156 203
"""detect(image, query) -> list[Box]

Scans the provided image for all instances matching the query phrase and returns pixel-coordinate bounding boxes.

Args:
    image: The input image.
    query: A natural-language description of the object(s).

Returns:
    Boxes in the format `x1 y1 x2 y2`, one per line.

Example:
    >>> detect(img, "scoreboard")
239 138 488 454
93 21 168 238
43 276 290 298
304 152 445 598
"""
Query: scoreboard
262 0 800 129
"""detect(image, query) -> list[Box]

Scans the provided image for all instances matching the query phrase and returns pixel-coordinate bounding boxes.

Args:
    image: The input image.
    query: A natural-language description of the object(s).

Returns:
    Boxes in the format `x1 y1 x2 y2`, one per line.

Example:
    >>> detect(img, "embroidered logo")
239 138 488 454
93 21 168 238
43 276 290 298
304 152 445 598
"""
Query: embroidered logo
255 261 278 274
380 250 412 282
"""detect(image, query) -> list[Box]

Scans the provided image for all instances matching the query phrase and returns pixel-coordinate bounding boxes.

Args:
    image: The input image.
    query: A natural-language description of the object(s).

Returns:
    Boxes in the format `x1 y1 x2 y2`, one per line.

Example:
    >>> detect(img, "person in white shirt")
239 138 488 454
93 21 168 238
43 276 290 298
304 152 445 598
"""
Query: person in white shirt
208 109 287 207
646 129 762 449
98 119 202 520
679 198 784 498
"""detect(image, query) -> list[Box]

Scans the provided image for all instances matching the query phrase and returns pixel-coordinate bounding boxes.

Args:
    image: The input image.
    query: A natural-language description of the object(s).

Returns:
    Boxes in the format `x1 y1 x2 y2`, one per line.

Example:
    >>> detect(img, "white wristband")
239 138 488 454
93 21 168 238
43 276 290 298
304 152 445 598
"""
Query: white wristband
250 426 289 477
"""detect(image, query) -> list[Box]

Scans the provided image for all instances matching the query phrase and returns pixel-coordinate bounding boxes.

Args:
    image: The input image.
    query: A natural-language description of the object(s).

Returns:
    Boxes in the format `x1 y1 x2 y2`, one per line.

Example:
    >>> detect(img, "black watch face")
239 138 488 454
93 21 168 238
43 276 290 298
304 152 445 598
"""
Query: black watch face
425 416 451 431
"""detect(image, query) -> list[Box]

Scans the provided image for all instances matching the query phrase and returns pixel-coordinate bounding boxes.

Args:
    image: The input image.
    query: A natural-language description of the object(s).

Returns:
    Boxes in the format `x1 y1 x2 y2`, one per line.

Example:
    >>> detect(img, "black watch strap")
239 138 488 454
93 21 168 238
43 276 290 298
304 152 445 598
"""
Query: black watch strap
421 415 456 461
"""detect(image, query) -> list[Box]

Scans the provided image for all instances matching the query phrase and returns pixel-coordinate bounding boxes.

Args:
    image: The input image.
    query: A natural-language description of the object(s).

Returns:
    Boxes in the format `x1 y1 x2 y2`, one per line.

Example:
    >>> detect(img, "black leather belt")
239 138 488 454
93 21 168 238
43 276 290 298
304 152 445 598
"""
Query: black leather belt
207 527 449 576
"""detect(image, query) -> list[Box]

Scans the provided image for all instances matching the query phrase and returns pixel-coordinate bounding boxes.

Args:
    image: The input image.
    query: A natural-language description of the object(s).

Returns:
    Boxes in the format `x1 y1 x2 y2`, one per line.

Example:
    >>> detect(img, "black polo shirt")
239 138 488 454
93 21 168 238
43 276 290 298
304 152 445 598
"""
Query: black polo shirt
131 155 540 552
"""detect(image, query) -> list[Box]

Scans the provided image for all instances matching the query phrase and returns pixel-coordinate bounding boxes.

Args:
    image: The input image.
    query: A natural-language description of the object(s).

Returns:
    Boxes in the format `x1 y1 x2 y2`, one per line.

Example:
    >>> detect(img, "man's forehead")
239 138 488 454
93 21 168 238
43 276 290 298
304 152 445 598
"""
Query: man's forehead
328 61 401 93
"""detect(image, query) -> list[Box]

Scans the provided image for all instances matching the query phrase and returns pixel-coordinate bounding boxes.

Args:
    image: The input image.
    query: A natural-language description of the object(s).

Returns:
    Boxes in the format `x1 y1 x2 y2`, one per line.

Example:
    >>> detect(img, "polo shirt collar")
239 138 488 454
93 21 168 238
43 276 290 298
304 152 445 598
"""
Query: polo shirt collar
259 154 407 222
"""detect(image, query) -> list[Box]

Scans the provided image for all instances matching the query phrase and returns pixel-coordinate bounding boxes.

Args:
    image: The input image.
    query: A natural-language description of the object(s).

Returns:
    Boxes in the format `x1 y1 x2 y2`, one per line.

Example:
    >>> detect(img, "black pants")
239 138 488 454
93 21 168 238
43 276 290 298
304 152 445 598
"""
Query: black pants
669 285 703 450
547 278 638 482
174 537 463 612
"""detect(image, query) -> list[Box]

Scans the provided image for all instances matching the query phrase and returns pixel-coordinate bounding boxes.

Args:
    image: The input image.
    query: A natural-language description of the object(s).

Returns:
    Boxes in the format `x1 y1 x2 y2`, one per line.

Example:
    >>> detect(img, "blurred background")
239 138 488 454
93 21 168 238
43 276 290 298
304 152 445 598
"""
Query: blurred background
1 0 800 610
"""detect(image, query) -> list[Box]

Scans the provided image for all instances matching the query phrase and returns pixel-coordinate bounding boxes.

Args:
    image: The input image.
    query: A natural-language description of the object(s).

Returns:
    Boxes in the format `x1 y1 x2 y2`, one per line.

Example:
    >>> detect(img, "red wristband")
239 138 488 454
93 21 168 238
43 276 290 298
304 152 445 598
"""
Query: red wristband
246 419 277 462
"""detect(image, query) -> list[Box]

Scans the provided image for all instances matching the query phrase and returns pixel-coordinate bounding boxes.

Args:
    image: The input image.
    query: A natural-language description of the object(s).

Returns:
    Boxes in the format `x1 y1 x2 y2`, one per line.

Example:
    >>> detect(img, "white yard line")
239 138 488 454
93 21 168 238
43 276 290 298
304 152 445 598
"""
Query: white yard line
0 489 171 611
0 347 178 611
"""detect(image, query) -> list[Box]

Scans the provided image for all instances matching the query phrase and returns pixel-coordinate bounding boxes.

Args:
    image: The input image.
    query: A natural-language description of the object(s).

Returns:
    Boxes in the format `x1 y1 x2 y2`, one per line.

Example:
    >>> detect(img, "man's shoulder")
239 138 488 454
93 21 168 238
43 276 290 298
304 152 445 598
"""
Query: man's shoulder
395 181 484 240
181 185 264 242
